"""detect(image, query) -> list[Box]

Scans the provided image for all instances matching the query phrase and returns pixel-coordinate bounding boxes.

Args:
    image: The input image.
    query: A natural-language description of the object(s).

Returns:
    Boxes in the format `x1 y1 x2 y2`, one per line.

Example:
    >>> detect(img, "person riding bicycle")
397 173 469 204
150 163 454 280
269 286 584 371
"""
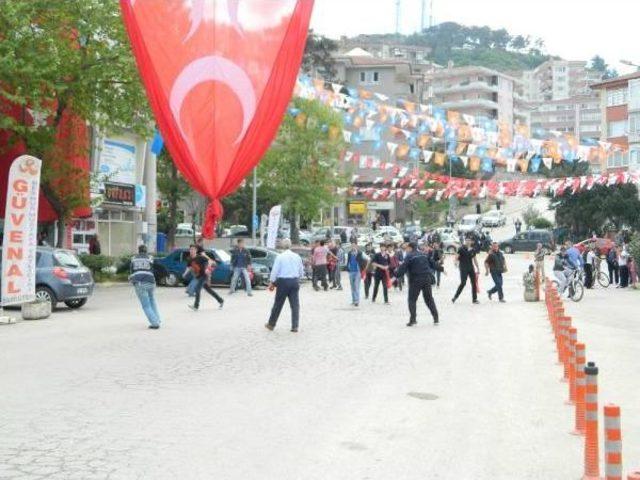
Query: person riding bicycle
553 247 576 294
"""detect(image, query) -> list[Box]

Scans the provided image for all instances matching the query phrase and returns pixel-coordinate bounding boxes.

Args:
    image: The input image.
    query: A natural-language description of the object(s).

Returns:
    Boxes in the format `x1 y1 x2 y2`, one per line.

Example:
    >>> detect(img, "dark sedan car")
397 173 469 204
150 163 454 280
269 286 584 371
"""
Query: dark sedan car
0 247 94 310
500 229 555 254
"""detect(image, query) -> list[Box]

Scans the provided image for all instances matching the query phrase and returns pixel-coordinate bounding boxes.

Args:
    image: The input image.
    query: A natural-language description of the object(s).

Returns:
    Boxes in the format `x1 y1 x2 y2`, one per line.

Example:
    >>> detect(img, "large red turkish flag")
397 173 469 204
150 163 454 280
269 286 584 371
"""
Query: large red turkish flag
120 0 314 237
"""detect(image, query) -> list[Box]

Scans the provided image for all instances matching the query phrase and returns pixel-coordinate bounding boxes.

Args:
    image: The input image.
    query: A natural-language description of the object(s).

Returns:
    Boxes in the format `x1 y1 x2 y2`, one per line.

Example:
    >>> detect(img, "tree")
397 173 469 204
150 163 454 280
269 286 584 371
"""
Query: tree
551 184 640 239
0 1 152 245
258 97 346 243
157 151 191 249
302 29 338 81
589 55 617 80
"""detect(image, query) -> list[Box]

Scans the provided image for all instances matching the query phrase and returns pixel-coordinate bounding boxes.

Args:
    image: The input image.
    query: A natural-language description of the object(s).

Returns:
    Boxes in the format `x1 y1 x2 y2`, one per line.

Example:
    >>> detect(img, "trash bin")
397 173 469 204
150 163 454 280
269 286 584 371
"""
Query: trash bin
156 232 167 253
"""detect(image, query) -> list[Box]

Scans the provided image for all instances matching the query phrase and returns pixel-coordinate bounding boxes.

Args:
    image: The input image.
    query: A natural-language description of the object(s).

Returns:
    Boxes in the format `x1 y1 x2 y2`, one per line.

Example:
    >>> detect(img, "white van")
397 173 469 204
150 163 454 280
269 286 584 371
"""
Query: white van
457 214 482 234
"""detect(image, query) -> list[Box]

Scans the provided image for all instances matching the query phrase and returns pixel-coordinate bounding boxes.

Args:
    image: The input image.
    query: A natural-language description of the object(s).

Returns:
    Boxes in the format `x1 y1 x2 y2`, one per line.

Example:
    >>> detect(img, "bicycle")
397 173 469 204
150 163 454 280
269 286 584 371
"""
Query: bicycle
551 268 584 302
593 260 610 288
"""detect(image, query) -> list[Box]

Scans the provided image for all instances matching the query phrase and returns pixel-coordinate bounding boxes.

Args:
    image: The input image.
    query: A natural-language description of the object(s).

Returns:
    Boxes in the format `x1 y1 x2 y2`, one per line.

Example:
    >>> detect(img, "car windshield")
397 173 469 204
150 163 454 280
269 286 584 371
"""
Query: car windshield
215 250 231 263
486 211 499 217
462 218 477 225
54 251 81 268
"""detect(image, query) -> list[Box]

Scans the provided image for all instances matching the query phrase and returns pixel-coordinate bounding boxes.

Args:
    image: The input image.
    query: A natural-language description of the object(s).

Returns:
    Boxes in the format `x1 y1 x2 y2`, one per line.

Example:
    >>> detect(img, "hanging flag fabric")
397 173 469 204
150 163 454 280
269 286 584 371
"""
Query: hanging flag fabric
151 131 164 155
120 0 314 237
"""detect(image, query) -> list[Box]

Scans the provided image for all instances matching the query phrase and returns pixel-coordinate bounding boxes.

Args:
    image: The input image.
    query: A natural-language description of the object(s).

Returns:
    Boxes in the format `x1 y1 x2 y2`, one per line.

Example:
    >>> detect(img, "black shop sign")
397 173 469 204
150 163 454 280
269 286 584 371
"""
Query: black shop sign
104 182 135 206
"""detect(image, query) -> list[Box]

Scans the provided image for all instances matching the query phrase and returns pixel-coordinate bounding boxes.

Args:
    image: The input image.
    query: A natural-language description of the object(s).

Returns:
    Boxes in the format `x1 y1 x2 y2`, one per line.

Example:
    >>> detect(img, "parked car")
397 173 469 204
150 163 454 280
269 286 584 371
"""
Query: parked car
356 227 374 245
440 232 461 254
246 247 278 273
481 210 507 227
372 226 403 245
457 214 483 234
0 247 94 311
402 225 424 242
500 229 555 254
311 226 353 244
155 248 262 288
226 225 250 237
175 223 201 239
574 237 615 257
290 246 313 280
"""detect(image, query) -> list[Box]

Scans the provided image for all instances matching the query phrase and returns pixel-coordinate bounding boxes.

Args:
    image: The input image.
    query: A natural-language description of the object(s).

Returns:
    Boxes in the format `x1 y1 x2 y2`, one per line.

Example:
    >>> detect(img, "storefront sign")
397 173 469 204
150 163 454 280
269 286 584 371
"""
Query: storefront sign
99 139 137 184
104 182 135 206
348 201 367 215
2 155 42 306
367 201 394 210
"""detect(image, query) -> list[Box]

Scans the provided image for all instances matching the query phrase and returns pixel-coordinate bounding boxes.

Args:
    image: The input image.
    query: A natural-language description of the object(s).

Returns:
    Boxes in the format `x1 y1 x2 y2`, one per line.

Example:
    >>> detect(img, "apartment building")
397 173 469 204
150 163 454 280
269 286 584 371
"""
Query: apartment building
424 65 529 127
522 59 603 102
333 49 425 102
591 71 640 172
338 36 433 69
529 95 601 139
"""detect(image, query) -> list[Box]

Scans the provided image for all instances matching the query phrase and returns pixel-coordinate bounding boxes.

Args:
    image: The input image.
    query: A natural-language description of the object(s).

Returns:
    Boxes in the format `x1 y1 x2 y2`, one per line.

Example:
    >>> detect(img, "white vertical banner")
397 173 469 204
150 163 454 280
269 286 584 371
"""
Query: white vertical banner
266 205 281 250
2 155 42 306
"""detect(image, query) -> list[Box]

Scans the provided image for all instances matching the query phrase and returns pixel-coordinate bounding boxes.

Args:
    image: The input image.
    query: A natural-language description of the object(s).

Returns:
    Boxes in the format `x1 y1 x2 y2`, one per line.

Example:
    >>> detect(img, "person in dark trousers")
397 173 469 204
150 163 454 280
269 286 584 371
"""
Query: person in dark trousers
89 235 102 255
346 240 368 306
430 241 444 288
265 239 304 332
129 244 161 329
484 242 507 303
397 242 439 327
514 218 522 234
452 237 480 304
607 246 619 286
311 240 330 291
229 238 253 296
363 243 375 299
371 245 391 304
188 245 224 311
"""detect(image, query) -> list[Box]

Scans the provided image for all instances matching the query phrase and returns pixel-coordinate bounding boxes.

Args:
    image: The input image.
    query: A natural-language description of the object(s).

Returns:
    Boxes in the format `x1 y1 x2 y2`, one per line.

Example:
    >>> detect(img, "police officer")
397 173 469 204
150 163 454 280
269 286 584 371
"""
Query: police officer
397 242 439 327
129 244 161 329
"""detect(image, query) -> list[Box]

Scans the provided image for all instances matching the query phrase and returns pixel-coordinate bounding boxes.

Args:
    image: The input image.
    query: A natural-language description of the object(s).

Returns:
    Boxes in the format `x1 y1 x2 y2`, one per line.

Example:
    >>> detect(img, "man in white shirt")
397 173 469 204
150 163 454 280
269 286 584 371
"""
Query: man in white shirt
265 239 305 332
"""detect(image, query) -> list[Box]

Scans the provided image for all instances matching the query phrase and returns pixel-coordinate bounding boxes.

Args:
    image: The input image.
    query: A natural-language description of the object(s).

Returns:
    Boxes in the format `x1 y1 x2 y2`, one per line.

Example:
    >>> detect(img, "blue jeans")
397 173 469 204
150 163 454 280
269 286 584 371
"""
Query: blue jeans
230 267 252 294
488 271 504 300
134 282 161 327
349 271 361 304
186 277 197 296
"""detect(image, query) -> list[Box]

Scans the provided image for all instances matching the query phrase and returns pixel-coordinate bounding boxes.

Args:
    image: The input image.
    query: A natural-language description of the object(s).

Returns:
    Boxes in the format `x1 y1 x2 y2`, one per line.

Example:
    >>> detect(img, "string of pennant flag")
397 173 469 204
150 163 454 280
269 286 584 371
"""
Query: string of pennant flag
339 169 640 202
294 75 625 174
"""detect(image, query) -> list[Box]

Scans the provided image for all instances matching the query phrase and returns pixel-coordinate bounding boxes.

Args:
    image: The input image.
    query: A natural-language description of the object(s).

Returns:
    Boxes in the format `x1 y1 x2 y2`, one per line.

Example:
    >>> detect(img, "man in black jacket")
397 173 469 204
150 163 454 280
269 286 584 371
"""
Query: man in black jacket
397 242 439 327
229 239 253 296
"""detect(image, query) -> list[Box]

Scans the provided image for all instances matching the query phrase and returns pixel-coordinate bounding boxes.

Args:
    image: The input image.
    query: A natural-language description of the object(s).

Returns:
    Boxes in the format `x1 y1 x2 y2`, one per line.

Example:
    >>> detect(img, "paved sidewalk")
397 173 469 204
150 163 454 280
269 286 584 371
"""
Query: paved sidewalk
0 255 581 479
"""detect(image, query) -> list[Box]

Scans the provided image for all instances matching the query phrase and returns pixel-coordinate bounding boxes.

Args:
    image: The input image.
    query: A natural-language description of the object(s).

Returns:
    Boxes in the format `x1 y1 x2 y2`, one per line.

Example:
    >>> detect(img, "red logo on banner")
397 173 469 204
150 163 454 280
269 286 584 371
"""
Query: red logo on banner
120 0 314 236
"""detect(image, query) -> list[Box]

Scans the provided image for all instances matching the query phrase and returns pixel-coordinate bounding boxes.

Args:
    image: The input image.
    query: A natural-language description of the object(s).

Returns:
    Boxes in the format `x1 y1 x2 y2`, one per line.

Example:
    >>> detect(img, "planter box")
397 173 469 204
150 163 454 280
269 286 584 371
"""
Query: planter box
21 301 52 320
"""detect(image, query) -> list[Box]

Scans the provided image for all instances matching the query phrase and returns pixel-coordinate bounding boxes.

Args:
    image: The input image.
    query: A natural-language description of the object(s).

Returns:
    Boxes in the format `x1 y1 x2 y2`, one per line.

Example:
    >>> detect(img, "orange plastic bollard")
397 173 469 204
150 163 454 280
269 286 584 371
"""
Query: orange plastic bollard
604 404 622 480
627 473 640 480
583 361 600 480
566 327 577 405
558 316 571 370
562 318 573 381
572 343 587 436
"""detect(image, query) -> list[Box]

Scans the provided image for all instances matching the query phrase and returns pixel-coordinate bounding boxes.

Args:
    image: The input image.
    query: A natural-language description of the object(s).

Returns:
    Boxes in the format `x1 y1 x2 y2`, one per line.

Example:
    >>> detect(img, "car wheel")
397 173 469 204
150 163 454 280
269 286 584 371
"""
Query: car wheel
64 298 87 309
504 245 514 254
165 272 180 287
35 286 56 310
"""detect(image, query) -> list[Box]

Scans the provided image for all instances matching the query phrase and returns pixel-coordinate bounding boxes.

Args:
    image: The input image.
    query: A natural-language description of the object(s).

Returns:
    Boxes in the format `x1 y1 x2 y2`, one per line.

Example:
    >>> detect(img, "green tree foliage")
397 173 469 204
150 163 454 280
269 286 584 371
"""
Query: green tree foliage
552 184 640 239
541 161 590 178
257 97 346 242
590 55 618 79
156 151 191 248
0 1 152 245
302 29 338 81
404 22 549 71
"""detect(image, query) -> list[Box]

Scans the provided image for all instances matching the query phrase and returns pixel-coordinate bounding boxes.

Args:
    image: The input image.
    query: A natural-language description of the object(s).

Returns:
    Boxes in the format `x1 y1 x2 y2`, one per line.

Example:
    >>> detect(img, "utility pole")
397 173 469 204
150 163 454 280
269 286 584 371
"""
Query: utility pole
420 0 426 31
429 0 434 28
251 167 257 245
395 0 401 34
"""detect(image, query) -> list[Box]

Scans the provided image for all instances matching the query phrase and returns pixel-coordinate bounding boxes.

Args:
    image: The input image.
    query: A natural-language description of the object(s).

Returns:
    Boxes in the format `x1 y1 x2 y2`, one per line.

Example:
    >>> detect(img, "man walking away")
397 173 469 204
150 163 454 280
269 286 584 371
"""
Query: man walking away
618 246 630 288
346 241 367 306
371 246 391 304
397 242 439 327
312 240 330 291
265 239 304 332
515 218 522 234
452 237 480 304
188 245 224 311
129 245 161 329
485 242 507 303
607 246 620 286
229 239 253 296
534 243 546 279
363 243 375 299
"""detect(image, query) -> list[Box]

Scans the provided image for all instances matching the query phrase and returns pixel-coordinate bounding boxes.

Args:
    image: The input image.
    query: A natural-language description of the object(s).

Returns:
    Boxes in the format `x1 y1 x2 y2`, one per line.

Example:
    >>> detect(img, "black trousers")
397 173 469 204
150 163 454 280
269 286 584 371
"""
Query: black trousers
608 261 619 285
313 265 328 290
193 276 223 308
408 280 438 323
584 264 594 288
453 269 477 302
268 278 300 329
372 274 388 303
620 265 630 288
364 272 373 298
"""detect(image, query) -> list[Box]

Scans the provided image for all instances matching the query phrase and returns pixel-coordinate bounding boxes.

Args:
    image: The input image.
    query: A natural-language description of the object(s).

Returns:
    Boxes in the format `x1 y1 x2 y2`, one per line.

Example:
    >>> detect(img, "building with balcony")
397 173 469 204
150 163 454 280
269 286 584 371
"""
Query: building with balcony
520 60 603 102
424 65 529 128
529 95 601 139
333 50 425 102
591 71 640 172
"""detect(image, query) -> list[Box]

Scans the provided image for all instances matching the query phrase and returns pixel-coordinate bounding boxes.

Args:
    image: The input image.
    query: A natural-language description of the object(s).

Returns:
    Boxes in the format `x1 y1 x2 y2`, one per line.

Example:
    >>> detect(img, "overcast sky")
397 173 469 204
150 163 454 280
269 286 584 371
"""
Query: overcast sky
310 0 638 73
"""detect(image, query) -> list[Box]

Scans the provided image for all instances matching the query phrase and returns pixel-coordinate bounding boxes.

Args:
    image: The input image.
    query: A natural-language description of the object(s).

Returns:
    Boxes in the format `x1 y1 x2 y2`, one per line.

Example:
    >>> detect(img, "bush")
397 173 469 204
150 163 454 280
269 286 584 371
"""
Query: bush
79 254 114 275
531 217 553 230
522 205 541 227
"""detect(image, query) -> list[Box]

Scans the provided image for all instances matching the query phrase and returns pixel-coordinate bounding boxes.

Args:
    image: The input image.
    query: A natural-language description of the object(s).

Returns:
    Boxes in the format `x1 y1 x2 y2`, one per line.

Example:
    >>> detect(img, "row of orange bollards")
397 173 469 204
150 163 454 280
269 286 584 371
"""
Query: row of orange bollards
544 280 634 480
